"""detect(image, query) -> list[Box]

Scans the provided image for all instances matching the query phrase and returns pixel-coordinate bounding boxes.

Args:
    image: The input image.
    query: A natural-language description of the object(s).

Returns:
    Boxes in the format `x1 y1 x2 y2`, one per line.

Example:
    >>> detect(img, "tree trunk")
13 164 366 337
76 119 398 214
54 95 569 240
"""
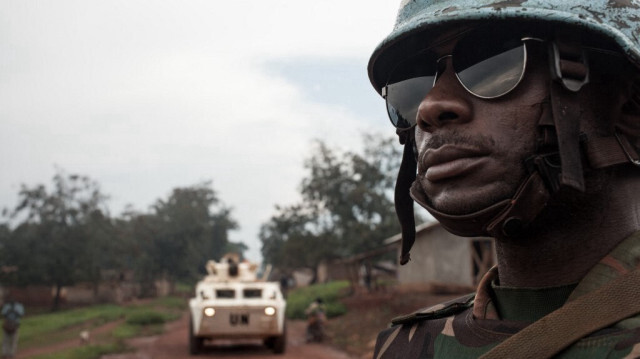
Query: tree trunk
52 283 62 311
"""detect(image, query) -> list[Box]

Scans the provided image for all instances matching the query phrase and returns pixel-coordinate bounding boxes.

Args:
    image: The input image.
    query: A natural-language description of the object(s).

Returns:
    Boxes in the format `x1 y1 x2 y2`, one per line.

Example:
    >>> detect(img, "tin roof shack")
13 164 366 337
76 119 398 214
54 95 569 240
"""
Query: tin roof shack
387 222 495 288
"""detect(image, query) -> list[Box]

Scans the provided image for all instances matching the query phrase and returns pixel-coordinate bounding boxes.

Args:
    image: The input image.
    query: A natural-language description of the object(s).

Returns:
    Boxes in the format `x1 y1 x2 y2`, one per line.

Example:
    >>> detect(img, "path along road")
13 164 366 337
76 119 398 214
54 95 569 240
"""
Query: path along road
103 313 357 359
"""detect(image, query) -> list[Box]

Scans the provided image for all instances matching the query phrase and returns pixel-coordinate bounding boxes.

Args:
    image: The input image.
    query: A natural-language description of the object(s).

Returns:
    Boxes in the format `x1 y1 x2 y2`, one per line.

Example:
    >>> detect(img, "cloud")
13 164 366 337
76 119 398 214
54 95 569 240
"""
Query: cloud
0 0 399 262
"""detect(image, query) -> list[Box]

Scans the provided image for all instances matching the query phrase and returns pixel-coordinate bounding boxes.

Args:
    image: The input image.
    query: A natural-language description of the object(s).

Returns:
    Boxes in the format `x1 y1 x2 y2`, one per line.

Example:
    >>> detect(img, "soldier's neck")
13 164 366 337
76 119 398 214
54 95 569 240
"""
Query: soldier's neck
494 168 640 288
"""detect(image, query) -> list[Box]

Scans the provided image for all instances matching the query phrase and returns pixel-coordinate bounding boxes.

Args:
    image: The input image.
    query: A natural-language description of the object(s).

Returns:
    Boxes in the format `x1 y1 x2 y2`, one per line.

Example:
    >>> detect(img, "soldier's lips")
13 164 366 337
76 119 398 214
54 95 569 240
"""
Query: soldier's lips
422 145 490 182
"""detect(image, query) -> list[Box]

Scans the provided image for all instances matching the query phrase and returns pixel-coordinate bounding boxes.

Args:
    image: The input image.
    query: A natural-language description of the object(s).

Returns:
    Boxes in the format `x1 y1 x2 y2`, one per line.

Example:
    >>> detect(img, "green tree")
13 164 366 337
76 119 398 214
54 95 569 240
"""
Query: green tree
0 172 241 303
3 171 112 309
260 134 402 276
144 182 238 284
260 204 337 279
301 136 400 255
225 240 249 260
115 211 161 296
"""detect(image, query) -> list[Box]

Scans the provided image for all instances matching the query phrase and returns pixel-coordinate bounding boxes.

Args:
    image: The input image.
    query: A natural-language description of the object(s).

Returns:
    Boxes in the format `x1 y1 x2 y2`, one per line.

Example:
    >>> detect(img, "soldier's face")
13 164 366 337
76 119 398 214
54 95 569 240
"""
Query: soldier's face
414 29 549 215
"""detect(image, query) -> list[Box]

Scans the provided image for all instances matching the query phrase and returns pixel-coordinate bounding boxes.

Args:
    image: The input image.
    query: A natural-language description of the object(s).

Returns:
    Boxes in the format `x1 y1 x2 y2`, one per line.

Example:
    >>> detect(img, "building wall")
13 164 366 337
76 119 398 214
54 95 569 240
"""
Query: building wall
317 261 351 283
1 286 54 307
397 226 474 286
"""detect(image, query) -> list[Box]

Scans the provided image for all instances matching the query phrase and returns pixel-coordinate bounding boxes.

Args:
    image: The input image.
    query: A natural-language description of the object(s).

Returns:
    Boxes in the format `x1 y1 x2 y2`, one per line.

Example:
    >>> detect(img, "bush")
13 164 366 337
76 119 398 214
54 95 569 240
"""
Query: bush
151 296 186 310
286 281 349 320
126 311 165 325
173 282 193 296
112 323 140 339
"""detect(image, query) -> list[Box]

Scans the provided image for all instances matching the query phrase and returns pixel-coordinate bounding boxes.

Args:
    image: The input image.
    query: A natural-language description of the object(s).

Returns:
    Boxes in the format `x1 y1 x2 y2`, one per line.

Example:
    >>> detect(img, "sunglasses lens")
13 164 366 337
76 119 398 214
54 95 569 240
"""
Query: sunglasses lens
454 34 526 98
386 76 435 128
383 30 528 128
385 53 438 128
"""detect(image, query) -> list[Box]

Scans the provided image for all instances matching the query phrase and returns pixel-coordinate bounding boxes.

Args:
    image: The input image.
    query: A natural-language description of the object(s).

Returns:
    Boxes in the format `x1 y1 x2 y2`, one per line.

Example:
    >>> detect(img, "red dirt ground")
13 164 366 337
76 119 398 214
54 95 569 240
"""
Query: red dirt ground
15 286 468 359
102 314 355 359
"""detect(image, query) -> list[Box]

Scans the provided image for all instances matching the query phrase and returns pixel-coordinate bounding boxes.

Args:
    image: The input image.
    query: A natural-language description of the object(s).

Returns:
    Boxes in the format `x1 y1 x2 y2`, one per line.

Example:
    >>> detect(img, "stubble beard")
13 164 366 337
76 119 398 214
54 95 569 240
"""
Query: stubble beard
417 130 528 215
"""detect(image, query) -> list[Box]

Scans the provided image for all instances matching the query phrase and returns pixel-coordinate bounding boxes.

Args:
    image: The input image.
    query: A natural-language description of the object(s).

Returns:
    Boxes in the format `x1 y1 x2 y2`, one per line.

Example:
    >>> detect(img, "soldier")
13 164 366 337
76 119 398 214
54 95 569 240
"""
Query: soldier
367 1 640 358
1 293 24 359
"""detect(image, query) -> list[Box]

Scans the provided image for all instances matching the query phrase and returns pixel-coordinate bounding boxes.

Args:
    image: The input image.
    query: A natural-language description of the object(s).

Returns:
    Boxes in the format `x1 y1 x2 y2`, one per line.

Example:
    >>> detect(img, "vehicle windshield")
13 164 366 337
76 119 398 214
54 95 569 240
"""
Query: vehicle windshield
215 289 235 298
243 288 262 298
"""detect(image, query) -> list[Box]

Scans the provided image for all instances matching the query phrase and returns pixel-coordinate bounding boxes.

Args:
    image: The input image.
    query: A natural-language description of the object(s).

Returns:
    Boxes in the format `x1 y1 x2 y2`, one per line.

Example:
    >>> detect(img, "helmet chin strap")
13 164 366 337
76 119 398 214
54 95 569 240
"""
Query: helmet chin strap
409 172 550 239
394 127 417 265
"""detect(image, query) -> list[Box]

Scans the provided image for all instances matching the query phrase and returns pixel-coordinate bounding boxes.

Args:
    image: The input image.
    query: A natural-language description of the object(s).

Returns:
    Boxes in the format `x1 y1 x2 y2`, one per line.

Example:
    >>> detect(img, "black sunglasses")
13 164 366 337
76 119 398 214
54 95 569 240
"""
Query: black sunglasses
382 28 544 129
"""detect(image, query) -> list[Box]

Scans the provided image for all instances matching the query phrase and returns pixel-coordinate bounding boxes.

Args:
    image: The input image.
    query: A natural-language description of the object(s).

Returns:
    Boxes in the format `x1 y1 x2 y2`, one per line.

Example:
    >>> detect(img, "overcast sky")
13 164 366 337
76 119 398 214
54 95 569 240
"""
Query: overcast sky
0 1 400 262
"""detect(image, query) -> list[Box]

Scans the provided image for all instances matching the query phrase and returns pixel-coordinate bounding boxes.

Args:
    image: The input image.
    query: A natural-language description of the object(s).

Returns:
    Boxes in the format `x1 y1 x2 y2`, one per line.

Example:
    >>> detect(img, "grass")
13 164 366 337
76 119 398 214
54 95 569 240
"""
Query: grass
126 310 166 325
173 282 194 297
112 321 165 339
285 280 349 320
150 296 187 310
19 305 127 348
19 296 186 359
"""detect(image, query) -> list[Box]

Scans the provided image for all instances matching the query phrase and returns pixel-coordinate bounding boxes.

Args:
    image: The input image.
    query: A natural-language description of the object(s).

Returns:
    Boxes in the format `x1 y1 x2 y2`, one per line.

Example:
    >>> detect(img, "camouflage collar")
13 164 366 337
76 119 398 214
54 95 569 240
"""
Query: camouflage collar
473 230 640 322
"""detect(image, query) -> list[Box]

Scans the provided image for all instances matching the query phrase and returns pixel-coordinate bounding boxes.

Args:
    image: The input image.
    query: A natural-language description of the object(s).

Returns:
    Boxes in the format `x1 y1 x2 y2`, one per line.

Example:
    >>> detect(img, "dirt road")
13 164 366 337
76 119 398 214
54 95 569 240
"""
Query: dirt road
104 313 357 359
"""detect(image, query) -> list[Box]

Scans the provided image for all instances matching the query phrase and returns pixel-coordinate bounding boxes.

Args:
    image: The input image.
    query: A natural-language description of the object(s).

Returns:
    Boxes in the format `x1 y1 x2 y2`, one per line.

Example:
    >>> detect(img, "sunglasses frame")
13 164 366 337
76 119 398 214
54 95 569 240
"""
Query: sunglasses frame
382 35 545 128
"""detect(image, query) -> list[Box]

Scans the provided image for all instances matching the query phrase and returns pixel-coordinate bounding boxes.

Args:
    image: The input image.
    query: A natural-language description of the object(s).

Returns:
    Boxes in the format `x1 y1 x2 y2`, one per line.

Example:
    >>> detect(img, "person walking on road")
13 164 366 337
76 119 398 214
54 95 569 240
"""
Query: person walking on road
2 293 24 359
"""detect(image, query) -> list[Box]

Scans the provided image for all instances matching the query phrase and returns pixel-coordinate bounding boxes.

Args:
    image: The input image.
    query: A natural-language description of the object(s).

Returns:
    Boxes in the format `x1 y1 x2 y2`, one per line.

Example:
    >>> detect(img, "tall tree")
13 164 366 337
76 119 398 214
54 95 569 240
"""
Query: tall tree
147 182 238 283
260 134 402 274
4 171 111 309
0 173 241 303
260 204 337 278
301 136 400 255
115 211 162 297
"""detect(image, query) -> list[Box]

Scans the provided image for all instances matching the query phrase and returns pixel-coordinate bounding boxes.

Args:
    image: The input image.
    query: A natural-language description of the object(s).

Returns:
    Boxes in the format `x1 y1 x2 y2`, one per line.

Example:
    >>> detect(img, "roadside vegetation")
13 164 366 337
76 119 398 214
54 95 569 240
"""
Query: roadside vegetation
260 136 404 282
22 296 185 359
285 280 349 319
0 172 245 311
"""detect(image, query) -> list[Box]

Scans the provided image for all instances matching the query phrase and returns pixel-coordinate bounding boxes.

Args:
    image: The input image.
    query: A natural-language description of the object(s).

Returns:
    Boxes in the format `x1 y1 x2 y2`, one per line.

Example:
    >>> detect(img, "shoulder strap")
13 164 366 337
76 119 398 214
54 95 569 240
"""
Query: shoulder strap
480 268 640 359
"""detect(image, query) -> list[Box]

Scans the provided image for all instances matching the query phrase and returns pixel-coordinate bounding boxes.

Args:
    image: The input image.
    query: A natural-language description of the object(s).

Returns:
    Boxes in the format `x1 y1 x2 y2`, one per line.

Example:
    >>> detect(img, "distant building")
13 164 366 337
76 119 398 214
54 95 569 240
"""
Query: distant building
385 222 495 287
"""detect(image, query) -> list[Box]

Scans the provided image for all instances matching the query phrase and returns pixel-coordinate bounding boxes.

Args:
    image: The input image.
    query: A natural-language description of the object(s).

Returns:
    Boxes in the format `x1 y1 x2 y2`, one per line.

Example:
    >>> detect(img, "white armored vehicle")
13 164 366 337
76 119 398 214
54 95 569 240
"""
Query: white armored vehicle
188 255 286 355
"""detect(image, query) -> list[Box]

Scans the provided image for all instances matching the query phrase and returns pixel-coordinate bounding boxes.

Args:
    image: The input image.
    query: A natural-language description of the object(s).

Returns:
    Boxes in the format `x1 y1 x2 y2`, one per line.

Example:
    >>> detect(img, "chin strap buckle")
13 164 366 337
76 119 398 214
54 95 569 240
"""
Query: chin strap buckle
614 131 640 167
486 172 550 239
525 153 563 193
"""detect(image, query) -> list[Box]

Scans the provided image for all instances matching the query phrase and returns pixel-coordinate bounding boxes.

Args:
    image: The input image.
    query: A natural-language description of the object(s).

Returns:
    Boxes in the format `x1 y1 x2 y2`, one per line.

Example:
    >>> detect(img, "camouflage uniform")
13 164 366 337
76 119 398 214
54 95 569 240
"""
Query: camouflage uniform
374 231 640 359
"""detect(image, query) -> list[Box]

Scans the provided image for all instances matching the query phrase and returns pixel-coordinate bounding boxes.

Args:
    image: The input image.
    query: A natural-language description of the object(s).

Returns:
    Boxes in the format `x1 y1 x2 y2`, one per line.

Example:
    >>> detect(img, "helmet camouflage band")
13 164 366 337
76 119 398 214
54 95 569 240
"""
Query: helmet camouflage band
368 0 640 94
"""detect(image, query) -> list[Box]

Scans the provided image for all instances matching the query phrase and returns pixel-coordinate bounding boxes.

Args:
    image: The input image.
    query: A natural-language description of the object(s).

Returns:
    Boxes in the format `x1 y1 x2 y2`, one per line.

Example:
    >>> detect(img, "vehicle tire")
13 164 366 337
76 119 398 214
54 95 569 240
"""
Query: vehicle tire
272 323 286 354
306 321 324 343
189 316 203 355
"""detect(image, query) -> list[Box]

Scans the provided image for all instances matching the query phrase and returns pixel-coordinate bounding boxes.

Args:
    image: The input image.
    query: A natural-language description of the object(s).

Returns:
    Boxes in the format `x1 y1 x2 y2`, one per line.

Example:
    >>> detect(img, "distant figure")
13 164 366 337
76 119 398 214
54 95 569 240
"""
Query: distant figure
1 293 24 359
304 298 326 343
364 263 372 292
227 258 239 277
279 275 289 298
79 330 90 345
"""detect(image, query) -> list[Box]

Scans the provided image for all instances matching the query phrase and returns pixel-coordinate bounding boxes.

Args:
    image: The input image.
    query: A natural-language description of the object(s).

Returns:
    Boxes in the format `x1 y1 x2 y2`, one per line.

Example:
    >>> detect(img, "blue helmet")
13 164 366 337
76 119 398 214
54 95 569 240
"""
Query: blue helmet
369 0 640 94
